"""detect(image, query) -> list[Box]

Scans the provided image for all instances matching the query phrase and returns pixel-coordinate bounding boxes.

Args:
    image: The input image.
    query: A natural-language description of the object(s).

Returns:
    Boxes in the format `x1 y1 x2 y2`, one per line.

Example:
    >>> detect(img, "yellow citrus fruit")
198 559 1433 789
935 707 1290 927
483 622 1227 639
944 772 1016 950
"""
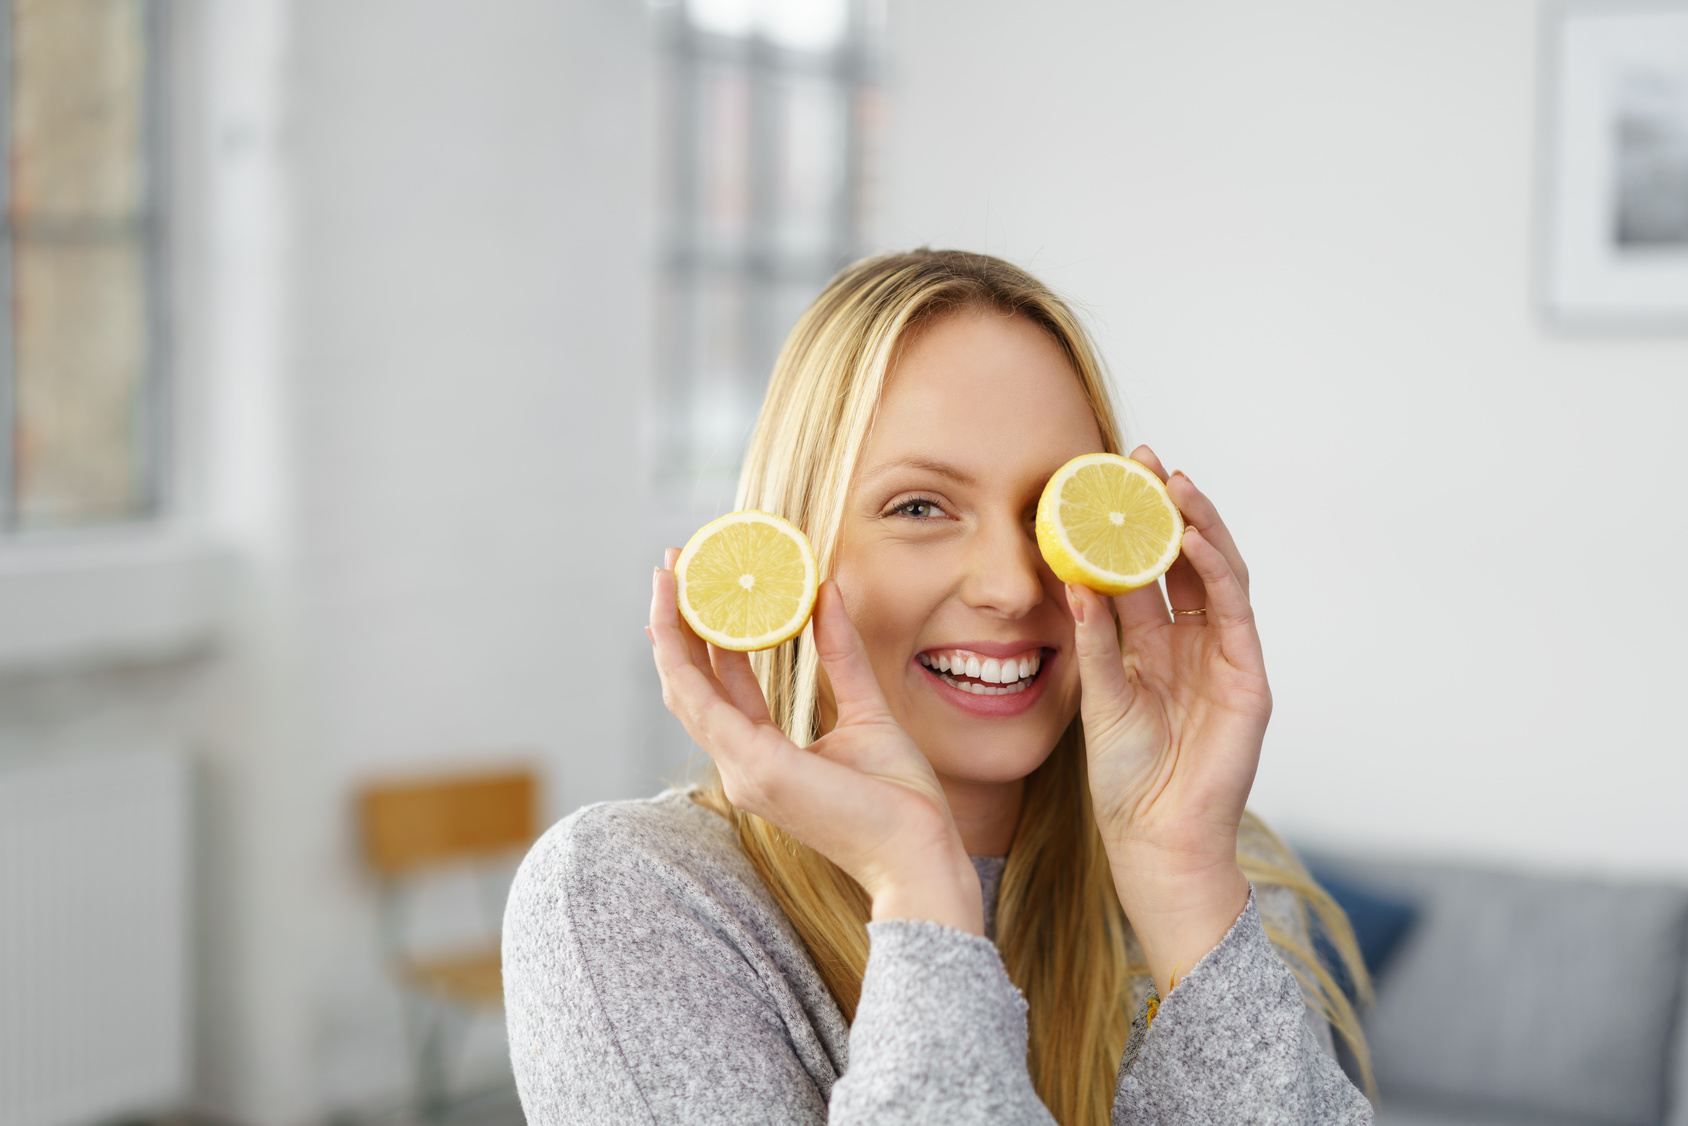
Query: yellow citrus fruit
676 510 818 652
1036 453 1184 595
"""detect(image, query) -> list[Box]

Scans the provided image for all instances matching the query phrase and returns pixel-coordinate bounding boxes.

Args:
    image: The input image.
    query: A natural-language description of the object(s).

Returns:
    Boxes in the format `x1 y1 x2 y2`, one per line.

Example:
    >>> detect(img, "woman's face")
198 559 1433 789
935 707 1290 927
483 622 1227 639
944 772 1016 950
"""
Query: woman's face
826 310 1105 789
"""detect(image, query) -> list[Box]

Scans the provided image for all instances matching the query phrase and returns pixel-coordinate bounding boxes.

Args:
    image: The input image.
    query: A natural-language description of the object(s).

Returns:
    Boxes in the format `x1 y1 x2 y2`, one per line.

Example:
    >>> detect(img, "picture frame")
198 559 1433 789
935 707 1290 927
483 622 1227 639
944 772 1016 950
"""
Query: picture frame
1543 2 1688 329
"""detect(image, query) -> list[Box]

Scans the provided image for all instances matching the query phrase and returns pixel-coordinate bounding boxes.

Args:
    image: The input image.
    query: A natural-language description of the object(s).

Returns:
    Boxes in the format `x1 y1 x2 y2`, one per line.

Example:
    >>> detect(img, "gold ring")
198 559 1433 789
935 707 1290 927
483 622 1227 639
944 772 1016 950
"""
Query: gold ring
1172 608 1207 616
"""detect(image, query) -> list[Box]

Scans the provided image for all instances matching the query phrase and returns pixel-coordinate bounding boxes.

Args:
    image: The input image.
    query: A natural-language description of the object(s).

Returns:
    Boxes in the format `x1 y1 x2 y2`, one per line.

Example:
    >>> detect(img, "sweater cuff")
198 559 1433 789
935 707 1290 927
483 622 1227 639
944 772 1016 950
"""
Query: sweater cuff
832 920 1044 1121
1113 886 1371 1124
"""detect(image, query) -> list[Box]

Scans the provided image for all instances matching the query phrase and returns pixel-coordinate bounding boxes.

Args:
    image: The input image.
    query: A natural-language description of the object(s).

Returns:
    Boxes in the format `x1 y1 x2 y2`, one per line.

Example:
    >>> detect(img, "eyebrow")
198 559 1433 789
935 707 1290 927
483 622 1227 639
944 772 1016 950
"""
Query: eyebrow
856 455 979 488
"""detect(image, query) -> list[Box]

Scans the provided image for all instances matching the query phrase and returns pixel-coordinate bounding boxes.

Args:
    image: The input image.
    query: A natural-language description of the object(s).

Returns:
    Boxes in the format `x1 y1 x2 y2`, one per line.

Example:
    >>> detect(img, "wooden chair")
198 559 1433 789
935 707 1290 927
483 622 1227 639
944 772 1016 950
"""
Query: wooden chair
357 767 538 1119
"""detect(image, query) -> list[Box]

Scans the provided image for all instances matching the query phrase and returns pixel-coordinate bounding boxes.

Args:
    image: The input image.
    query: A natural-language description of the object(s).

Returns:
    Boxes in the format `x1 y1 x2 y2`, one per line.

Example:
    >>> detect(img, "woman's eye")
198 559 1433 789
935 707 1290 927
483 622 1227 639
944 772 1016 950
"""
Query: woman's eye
892 498 945 519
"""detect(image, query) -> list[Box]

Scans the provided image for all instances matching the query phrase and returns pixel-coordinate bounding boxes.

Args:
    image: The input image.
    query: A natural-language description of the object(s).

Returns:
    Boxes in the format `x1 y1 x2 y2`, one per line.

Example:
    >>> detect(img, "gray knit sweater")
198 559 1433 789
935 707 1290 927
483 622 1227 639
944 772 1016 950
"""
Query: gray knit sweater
502 789 1372 1124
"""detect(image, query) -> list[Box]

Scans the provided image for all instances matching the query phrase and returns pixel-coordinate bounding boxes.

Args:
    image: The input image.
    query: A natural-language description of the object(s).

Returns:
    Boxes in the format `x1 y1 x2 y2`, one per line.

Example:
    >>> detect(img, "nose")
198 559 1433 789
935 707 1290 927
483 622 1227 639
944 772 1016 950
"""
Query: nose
959 514 1045 620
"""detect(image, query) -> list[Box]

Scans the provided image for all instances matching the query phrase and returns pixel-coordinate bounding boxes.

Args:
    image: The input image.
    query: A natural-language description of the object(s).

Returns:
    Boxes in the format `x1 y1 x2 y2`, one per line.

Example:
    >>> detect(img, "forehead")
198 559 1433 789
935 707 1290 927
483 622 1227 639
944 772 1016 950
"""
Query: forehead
860 311 1105 477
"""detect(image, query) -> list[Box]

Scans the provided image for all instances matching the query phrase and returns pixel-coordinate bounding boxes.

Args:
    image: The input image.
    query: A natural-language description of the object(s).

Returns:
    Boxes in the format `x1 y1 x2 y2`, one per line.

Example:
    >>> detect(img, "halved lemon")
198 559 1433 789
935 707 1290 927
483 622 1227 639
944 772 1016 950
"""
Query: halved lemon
676 510 818 652
1036 453 1184 595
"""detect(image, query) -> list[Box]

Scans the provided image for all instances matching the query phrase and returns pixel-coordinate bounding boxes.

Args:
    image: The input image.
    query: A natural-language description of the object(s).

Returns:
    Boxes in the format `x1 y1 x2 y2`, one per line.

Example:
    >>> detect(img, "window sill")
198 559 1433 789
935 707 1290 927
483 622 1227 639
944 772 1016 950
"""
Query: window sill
0 533 237 673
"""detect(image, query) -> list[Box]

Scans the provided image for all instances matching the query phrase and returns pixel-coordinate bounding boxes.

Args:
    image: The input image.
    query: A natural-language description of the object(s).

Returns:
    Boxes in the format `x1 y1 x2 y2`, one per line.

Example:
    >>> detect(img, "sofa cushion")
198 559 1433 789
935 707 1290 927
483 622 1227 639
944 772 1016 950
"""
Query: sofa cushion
1305 861 1420 1000
1376 1096 1620 1126
1303 854 1688 1126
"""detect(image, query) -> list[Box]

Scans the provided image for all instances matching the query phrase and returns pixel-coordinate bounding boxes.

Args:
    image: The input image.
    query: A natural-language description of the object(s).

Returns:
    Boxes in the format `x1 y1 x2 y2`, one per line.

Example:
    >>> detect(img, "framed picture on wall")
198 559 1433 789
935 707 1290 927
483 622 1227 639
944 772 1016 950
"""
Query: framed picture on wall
1544 2 1688 328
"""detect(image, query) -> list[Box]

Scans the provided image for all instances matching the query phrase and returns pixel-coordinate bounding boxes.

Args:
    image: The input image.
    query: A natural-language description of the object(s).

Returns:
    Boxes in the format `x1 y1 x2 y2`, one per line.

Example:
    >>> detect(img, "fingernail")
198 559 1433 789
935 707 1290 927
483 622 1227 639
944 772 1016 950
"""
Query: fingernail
644 626 654 642
1173 470 1192 486
1067 583 1086 624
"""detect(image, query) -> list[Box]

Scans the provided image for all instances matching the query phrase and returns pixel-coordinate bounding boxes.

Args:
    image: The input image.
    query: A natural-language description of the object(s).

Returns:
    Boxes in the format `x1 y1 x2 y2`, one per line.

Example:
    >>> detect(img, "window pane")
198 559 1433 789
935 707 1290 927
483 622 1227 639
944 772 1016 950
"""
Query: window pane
696 66 752 252
760 0 848 53
773 74 846 261
658 0 875 479
12 0 147 222
13 238 150 529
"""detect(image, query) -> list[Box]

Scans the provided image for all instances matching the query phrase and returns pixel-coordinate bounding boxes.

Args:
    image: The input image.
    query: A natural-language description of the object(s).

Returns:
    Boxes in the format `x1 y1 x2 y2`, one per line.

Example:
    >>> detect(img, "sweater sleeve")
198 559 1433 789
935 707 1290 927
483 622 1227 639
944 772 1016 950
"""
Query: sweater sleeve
505 800 1056 1125
503 806 839 1126
1111 887 1374 1125
832 920 1057 1124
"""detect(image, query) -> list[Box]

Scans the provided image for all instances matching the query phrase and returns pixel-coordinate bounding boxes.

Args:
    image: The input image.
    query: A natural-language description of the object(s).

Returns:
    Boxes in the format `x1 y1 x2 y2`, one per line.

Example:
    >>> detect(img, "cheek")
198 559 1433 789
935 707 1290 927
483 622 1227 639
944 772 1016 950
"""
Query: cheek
1047 603 1083 707
834 555 947 681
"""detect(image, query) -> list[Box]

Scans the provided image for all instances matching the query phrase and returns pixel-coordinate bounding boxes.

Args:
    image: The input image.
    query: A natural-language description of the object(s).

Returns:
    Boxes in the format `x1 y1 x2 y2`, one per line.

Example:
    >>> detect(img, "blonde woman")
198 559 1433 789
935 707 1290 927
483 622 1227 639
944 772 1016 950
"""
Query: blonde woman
504 250 1374 1124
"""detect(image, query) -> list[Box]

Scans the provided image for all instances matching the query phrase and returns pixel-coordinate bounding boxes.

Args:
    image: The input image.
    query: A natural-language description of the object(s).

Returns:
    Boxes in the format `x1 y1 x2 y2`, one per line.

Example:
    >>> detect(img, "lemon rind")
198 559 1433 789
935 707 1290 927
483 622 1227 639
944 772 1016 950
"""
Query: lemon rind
676 509 819 652
1035 453 1184 596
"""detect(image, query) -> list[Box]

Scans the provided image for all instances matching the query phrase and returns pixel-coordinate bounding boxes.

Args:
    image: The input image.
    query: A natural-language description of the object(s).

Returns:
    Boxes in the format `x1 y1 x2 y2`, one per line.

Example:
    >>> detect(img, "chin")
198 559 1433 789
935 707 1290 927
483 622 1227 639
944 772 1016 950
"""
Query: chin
920 724 1065 786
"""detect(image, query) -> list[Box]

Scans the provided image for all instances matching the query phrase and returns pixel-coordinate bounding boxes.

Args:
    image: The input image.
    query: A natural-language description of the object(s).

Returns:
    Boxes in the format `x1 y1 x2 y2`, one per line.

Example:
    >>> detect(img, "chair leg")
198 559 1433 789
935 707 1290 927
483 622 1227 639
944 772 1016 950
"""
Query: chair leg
404 991 450 1122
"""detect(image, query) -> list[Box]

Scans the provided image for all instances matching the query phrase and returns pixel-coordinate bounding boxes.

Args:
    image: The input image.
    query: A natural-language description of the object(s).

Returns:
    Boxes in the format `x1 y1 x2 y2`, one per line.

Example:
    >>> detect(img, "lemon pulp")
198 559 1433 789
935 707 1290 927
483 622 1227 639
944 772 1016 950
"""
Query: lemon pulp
677 511 817 651
1036 454 1183 595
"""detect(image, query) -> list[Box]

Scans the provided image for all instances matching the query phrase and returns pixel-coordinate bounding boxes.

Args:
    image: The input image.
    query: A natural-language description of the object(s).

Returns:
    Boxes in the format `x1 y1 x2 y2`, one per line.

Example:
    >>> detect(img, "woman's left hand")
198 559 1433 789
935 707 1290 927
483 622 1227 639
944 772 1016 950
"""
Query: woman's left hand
1068 445 1270 998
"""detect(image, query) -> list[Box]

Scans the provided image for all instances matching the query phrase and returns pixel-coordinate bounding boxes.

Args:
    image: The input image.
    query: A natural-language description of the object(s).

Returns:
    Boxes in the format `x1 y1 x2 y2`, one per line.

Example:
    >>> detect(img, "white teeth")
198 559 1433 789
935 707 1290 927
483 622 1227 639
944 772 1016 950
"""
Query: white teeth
922 649 1043 696
934 672 1029 696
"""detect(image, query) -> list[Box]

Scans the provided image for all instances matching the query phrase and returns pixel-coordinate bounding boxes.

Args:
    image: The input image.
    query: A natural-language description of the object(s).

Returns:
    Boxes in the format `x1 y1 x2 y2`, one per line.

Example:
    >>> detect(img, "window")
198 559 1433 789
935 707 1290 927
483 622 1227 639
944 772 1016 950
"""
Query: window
1 0 166 533
655 0 882 480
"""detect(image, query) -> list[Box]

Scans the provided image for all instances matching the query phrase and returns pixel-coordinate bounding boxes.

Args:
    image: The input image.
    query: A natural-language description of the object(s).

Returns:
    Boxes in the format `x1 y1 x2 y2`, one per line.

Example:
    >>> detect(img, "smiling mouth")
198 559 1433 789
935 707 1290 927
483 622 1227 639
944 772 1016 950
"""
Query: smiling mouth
916 648 1045 696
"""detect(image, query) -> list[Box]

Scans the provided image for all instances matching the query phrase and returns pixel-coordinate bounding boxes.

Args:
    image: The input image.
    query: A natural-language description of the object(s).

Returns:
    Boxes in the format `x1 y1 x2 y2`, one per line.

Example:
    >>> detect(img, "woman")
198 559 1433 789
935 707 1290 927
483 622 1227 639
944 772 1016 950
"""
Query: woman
504 250 1374 1124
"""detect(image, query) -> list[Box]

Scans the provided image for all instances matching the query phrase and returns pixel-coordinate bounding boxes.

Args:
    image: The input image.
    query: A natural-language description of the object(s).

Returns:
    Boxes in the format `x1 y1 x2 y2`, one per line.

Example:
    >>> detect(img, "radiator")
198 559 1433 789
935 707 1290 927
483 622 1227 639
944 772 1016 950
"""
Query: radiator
0 748 190 1126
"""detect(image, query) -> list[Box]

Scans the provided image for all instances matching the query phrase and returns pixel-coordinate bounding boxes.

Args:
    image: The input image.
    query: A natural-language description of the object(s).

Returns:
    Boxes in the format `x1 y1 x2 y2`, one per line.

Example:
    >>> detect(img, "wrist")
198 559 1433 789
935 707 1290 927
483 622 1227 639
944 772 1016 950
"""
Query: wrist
867 849 985 937
1107 853 1249 999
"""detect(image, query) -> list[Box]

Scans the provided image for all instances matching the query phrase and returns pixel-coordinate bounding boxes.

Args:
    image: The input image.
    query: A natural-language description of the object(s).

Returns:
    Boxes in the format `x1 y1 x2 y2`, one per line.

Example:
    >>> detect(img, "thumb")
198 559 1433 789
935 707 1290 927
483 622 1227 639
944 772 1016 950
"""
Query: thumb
1066 582 1134 720
812 581 892 724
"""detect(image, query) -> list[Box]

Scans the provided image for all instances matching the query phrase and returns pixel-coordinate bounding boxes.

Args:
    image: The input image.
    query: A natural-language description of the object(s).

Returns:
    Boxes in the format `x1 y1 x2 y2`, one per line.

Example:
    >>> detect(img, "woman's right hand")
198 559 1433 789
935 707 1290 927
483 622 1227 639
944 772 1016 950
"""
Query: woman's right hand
650 555 984 936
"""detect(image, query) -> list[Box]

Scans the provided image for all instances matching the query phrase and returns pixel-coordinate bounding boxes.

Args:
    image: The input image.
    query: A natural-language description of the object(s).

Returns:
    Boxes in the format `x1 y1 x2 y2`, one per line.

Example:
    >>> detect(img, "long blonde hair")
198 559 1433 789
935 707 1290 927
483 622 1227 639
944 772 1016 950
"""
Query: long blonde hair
694 249 1374 1122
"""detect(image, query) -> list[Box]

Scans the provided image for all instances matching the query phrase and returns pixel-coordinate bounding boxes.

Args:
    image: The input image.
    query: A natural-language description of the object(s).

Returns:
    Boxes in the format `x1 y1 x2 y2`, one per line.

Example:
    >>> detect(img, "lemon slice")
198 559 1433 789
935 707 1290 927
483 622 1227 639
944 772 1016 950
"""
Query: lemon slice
676 510 819 652
1036 453 1184 595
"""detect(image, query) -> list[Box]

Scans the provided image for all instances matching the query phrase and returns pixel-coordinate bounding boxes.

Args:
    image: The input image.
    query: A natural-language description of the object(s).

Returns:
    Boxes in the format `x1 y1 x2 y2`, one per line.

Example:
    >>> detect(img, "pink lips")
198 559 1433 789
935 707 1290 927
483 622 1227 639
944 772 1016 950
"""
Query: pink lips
914 643 1054 718
927 639 1042 659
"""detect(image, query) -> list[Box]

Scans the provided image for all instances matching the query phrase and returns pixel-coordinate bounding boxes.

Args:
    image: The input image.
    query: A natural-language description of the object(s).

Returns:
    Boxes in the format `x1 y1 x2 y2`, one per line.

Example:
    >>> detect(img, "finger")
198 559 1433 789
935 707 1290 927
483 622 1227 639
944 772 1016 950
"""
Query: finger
811 581 892 725
1114 579 1172 632
650 566 725 696
710 645 774 725
1066 582 1136 718
663 544 714 669
1167 472 1250 598
1179 526 1265 677
650 568 761 751
1161 553 1208 619
1128 444 1170 482
1122 446 1203 618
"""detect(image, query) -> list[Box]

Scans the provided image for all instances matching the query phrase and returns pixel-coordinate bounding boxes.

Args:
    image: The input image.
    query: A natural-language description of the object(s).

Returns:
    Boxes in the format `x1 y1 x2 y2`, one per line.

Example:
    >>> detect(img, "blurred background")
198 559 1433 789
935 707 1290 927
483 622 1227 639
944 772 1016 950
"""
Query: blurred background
2 1 1687 1125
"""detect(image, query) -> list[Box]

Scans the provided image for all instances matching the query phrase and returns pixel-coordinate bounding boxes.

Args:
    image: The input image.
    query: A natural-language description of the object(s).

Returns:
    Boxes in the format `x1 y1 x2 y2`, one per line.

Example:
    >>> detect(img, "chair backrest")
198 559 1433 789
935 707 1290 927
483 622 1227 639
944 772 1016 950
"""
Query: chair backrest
358 768 537 878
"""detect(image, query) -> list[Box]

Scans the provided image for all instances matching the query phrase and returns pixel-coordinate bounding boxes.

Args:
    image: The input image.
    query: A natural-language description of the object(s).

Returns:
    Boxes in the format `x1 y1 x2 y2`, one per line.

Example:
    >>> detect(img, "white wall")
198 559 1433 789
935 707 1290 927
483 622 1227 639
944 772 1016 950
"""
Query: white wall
284 0 657 1113
880 0 1688 878
177 0 659 1121
285 0 657 1109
